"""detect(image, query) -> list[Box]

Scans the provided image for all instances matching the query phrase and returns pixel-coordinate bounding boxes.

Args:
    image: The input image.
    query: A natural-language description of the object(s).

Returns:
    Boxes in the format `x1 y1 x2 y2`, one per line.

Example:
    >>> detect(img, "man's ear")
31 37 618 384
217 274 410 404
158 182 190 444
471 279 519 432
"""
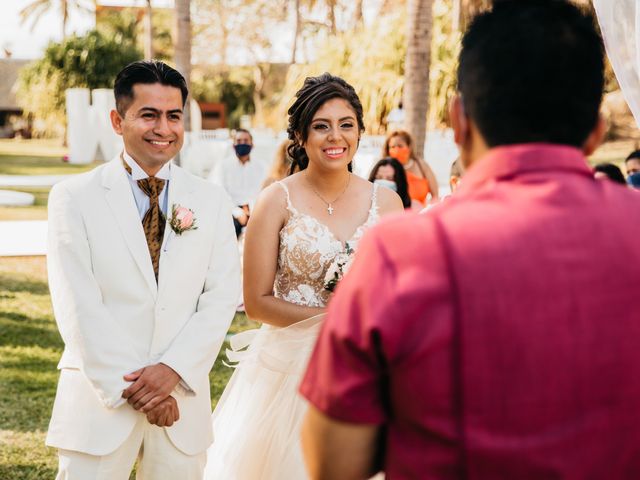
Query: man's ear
110 109 123 136
450 95 469 148
583 114 606 157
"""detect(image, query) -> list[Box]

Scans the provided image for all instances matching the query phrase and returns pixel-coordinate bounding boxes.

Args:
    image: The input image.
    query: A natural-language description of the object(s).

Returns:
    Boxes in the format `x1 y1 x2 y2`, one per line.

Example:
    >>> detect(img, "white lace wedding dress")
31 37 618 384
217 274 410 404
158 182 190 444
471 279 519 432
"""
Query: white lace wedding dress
204 181 380 480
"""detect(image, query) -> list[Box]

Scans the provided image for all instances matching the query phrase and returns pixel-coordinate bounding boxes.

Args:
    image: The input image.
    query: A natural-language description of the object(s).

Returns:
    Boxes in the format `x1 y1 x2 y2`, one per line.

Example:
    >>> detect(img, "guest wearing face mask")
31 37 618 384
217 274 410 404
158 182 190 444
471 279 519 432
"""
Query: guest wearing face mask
368 157 418 210
624 150 640 189
209 128 266 237
382 130 440 206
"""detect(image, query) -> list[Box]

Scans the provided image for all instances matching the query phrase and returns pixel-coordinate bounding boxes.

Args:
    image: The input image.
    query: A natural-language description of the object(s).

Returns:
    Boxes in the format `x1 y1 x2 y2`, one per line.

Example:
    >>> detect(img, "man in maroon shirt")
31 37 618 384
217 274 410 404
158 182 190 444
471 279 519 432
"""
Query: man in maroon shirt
300 1 640 479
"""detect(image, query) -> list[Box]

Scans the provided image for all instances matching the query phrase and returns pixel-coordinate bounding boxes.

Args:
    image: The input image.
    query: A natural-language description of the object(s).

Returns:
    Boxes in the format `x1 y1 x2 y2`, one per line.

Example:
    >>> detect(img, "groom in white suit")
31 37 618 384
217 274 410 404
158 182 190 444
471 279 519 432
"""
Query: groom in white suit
45 60 240 479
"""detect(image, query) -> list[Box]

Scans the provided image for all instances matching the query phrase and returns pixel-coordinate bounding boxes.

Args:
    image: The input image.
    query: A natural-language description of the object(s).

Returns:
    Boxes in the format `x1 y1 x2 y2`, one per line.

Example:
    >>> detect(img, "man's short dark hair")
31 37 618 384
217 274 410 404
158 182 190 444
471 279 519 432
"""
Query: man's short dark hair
234 128 253 142
625 150 640 163
114 60 188 116
594 163 626 185
458 0 605 148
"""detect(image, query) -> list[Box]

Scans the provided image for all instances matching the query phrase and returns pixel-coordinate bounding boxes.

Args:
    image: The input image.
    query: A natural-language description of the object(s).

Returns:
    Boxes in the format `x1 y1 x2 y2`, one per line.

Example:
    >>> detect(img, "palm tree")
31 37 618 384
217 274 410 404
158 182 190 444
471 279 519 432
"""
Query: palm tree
290 0 339 63
291 0 301 63
402 0 434 160
455 0 491 31
20 0 93 39
143 0 153 60
353 0 364 28
175 0 192 141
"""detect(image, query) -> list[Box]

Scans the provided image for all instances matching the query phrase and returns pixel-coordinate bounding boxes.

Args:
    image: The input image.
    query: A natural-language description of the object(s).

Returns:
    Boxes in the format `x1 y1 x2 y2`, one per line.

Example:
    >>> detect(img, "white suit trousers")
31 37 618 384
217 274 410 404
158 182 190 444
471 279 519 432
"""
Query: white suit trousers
55 415 206 480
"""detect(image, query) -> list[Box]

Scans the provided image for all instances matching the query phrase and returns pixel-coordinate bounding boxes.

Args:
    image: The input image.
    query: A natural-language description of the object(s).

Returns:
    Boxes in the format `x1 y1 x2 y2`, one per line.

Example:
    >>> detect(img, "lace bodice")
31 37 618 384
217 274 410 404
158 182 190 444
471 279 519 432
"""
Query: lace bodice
274 181 380 308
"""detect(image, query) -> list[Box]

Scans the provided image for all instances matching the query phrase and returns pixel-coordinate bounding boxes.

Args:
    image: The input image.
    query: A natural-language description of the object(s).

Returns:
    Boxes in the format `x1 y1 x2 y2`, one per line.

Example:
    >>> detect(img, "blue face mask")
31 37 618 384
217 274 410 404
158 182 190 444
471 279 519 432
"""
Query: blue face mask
374 179 397 192
234 143 252 157
627 172 640 188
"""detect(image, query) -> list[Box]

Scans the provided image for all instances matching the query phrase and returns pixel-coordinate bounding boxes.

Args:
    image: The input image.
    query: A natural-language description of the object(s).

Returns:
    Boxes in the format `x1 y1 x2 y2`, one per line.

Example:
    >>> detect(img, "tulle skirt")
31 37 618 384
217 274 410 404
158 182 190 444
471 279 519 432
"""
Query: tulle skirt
203 314 324 480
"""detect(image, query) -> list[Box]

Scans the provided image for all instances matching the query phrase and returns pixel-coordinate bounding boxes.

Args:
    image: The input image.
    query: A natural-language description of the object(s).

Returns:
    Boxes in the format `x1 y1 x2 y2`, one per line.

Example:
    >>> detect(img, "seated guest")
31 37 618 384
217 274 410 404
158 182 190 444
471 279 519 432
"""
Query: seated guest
449 157 464 193
368 157 417 210
300 2 640 479
383 130 439 206
209 128 265 237
625 150 640 188
262 139 293 189
594 162 626 184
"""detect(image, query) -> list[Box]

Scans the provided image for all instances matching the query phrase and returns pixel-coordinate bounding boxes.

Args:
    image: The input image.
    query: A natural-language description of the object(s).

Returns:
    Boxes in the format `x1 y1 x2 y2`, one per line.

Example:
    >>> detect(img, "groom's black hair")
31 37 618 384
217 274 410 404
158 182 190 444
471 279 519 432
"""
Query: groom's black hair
114 60 188 116
457 0 604 148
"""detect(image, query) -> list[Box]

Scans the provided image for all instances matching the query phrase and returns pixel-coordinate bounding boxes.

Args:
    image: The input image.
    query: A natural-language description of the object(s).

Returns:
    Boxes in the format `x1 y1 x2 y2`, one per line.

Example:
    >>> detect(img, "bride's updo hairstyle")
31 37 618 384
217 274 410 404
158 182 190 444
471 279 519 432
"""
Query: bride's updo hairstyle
287 73 365 174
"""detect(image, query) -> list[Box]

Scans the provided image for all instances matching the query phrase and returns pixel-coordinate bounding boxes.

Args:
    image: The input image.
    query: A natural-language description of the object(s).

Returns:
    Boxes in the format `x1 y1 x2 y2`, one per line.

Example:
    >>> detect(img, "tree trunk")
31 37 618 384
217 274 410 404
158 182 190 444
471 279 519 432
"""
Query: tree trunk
175 0 192 135
291 0 300 64
452 0 461 32
252 64 267 128
403 0 433 160
62 0 69 38
144 0 153 60
328 0 337 35
216 1 229 66
353 0 363 28
380 0 400 16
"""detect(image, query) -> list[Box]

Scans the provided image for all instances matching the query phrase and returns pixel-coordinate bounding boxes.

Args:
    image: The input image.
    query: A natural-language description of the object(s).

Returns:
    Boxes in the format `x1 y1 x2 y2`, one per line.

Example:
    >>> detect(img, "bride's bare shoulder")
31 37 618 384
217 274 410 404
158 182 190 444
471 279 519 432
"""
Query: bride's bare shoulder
253 181 291 220
368 178 405 215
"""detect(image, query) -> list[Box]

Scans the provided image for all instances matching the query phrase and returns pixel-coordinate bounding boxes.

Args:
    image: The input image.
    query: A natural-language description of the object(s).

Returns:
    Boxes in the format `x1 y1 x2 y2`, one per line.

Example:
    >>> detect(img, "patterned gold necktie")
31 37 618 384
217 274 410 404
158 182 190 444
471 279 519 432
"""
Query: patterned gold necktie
123 159 166 281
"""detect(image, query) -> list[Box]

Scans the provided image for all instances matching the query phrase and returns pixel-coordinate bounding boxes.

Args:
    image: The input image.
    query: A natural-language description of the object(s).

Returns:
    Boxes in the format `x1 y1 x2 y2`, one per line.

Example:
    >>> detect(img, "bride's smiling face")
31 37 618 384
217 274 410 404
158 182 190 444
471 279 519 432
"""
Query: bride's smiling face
302 98 360 171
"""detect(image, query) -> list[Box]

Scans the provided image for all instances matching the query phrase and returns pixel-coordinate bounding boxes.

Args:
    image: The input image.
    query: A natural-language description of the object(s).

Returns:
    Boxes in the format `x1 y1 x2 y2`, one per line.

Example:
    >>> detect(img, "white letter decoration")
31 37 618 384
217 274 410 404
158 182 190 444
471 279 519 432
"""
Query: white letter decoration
66 88 123 164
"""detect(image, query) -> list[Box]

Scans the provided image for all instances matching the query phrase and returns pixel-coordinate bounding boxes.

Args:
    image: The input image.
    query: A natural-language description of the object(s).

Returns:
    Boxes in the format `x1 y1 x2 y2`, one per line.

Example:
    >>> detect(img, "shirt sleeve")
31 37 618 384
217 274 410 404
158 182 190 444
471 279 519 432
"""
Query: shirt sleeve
300 229 398 424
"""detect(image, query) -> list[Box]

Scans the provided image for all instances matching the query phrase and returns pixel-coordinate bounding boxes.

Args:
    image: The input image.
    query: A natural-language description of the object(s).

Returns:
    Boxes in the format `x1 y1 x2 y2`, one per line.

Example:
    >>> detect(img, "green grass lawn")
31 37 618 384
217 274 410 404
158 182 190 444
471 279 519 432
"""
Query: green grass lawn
0 139 67 159
0 187 51 221
0 141 101 221
0 155 101 176
0 256 256 479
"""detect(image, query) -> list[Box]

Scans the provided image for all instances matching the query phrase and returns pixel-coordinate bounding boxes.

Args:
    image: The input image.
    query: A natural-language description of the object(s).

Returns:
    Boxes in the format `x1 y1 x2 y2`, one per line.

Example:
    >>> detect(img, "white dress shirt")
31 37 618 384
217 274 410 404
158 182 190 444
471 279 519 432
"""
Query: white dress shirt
208 153 265 218
123 151 171 219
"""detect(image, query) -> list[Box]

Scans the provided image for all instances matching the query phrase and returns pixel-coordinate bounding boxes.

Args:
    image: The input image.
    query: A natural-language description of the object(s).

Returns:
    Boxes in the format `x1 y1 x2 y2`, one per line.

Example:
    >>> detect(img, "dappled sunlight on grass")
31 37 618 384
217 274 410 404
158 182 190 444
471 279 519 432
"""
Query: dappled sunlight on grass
0 155 101 176
0 139 67 158
0 430 57 480
0 346 60 432
0 256 257 477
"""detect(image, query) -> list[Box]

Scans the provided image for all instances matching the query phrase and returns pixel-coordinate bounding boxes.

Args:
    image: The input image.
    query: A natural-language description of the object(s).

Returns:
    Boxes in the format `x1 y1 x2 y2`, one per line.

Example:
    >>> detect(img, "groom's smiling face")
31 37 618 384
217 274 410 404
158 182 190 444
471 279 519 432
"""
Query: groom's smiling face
111 82 184 176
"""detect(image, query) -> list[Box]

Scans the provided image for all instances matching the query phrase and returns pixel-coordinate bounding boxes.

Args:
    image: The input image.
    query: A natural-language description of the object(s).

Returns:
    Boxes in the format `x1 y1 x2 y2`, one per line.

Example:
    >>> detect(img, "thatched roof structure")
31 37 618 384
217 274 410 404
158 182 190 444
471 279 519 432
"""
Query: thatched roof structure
0 59 29 111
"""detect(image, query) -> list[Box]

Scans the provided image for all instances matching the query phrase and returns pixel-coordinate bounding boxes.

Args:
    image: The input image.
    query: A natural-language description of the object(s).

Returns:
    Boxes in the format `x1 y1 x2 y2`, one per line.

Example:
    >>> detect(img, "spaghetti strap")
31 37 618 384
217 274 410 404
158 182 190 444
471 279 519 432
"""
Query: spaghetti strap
369 182 380 219
364 183 380 225
276 181 296 213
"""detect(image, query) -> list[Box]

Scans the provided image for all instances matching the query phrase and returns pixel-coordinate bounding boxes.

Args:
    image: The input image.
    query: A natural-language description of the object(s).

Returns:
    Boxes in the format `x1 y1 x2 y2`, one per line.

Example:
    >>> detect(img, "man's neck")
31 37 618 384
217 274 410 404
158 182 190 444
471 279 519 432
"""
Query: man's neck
461 126 490 170
124 151 170 178
237 155 250 165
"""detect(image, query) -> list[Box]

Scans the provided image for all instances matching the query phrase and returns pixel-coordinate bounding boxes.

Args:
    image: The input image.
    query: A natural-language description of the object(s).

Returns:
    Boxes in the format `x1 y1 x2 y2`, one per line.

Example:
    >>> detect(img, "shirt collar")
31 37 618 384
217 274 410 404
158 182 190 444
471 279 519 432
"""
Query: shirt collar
123 150 172 181
457 143 593 194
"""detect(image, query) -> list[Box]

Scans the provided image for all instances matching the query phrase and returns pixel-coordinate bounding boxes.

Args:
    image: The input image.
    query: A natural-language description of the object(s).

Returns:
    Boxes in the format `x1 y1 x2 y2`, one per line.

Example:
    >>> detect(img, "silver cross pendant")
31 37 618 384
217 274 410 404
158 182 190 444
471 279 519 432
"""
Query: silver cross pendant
327 204 334 215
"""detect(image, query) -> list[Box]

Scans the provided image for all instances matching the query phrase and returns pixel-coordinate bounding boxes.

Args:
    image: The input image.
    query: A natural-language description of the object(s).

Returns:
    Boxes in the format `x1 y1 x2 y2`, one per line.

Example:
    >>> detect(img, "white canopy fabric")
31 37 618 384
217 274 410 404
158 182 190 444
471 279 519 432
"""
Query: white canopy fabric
594 0 640 127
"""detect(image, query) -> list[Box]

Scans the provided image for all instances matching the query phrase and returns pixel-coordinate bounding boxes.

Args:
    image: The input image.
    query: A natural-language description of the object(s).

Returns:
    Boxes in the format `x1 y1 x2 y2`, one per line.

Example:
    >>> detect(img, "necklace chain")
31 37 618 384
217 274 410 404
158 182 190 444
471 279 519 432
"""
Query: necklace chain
403 159 415 170
306 172 351 215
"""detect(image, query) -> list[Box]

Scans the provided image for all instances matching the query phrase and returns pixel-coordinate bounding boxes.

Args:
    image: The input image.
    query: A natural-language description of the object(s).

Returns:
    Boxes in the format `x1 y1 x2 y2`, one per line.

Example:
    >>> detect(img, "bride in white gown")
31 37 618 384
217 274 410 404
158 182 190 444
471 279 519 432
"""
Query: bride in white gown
204 73 403 479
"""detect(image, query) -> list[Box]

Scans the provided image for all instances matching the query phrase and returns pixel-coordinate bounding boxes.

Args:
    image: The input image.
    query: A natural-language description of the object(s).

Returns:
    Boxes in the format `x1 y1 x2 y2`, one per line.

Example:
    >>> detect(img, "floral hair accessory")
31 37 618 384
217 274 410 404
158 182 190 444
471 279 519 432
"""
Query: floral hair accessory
169 204 198 235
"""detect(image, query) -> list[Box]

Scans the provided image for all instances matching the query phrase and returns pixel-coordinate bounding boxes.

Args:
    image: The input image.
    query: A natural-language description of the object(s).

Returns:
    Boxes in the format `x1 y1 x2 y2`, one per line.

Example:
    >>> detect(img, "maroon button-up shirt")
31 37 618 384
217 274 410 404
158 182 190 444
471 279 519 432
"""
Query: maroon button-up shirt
301 144 640 479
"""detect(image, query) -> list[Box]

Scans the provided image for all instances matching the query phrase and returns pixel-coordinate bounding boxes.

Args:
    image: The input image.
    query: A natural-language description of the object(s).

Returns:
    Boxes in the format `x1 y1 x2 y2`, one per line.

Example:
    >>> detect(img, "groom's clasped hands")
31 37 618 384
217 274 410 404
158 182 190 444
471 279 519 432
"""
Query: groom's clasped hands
121 363 181 427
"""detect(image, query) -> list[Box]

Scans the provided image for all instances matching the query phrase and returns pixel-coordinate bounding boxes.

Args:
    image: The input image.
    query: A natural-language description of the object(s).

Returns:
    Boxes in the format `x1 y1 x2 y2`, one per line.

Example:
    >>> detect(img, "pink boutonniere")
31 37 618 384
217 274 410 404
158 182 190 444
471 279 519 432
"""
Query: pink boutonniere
169 204 198 235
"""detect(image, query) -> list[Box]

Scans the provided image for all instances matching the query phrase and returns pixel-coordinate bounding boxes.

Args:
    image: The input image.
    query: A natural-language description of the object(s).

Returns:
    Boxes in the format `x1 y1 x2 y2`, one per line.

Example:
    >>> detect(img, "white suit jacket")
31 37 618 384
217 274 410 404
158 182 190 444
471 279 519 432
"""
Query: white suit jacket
45 156 240 456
